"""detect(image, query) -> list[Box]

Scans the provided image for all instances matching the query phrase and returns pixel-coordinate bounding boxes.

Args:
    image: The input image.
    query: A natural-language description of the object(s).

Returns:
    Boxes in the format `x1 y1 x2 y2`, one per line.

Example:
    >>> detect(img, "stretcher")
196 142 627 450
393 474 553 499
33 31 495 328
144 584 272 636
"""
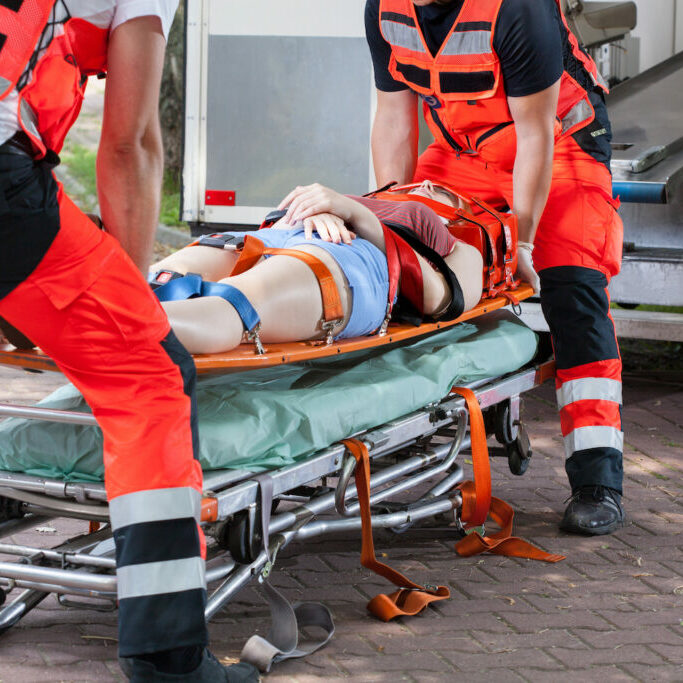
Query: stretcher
0 285 563 667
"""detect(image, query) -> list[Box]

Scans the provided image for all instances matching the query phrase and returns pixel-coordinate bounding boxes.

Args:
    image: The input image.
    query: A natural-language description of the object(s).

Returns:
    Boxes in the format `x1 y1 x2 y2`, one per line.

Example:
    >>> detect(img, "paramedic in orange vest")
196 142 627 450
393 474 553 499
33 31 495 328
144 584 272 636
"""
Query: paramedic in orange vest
0 2 257 680
366 0 625 535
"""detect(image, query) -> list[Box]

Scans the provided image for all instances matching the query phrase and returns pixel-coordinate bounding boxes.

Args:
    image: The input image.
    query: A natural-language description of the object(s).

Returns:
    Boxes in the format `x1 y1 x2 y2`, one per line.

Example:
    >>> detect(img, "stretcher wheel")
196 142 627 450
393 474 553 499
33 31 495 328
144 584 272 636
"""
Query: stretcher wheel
227 509 262 565
494 400 515 445
506 425 532 476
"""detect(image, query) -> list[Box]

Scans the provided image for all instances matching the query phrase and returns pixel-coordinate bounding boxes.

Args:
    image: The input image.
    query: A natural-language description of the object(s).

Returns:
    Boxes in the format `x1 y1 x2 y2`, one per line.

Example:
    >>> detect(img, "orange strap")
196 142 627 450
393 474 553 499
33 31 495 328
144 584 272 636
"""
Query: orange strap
455 482 565 562
231 235 344 323
450 387 491 528
450 386 565 563
341 438 450 622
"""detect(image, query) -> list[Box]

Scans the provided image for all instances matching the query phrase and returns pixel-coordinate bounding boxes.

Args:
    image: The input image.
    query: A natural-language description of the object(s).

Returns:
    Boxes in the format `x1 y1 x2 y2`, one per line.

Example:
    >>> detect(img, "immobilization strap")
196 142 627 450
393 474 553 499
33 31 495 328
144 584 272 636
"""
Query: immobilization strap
240 473 335 673
341 438 450 622
231 235 344 325
152 273 263 351
381 224 424 321
450 387 565 563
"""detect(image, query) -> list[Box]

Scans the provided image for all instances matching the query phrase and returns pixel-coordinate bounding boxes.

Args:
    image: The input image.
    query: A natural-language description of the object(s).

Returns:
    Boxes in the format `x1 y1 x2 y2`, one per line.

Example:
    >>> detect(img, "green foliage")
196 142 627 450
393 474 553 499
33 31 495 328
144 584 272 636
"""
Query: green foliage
160 170 184 227
59 143 186 228
59 144 98 212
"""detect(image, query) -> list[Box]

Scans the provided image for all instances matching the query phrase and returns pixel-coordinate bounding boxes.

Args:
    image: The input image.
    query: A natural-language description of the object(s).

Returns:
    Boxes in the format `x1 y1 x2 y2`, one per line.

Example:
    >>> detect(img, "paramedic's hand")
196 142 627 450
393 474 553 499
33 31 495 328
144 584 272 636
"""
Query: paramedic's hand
279 184 355 224
304 213 356 245
516 241 540 294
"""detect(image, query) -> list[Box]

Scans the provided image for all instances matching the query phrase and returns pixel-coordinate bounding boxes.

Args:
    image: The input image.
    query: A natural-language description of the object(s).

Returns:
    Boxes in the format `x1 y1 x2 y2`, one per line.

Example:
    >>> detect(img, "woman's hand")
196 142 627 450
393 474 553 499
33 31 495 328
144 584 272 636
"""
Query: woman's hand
303 213 355 245
278 183 356 224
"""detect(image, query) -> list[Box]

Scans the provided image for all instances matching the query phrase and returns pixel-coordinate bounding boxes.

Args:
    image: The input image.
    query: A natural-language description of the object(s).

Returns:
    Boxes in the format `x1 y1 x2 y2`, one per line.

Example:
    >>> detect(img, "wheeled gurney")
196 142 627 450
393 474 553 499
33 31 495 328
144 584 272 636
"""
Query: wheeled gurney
0 286 562 662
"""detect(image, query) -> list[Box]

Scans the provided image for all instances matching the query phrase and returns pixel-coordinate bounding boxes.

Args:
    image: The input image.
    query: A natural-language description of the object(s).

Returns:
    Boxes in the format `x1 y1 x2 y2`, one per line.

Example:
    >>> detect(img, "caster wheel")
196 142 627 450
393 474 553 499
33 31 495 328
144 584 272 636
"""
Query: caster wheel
228 509 262 564
494 400 515 445
506 424 532 476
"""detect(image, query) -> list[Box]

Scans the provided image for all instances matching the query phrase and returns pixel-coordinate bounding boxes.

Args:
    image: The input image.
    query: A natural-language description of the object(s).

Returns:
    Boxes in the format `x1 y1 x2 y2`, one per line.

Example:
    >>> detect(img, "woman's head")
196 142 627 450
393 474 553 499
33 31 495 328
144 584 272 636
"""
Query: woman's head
407 180 458 207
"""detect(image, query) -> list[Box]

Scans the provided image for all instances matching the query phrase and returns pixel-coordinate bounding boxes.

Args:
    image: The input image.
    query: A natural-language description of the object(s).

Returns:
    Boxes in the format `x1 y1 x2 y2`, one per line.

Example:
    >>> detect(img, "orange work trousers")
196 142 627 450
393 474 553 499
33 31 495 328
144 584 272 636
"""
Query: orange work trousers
0 152 207 657
415 136 624 493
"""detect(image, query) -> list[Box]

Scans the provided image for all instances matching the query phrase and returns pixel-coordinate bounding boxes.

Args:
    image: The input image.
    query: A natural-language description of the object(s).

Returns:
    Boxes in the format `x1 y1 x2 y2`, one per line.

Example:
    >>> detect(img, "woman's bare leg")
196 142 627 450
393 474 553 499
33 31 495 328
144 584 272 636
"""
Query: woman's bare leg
152 245 240 281
162 246 352 354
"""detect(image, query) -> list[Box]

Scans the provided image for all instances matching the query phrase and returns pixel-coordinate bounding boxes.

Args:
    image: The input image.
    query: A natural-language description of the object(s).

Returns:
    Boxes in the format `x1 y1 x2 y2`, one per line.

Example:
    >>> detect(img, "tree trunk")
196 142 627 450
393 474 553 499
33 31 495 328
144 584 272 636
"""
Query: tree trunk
160 5 185 185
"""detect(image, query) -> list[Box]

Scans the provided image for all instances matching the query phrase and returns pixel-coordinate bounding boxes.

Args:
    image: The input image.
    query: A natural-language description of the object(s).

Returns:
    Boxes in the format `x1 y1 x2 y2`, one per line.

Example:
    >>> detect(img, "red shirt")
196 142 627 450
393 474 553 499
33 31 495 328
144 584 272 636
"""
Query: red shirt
350 195 457 257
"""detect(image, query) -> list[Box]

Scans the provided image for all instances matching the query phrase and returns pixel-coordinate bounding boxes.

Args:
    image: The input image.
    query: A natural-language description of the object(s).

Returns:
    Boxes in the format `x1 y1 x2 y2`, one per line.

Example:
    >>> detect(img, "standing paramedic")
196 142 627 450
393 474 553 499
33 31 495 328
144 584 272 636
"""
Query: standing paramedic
0 1 257 680
365 0 625 535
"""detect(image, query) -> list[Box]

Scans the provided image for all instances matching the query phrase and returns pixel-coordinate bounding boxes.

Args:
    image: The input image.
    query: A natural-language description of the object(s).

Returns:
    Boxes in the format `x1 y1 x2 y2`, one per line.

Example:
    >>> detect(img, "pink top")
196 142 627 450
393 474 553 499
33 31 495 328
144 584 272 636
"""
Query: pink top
350 196 457 257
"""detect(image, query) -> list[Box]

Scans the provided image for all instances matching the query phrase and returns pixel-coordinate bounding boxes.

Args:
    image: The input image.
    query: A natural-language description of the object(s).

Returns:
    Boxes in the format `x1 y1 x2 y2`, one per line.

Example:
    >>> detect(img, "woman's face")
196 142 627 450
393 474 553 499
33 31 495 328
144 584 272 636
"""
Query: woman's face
408 180 457 206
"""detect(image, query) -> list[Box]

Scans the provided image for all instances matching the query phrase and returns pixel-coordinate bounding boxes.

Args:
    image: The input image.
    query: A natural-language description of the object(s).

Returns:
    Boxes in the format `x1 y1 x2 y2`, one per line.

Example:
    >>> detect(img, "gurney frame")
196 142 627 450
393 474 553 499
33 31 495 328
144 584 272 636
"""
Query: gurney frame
0 354 553 634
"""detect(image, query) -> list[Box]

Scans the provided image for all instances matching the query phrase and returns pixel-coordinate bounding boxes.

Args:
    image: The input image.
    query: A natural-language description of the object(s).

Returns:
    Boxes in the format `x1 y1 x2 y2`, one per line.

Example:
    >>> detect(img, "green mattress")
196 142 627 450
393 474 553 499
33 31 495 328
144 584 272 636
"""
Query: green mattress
0 310 537 481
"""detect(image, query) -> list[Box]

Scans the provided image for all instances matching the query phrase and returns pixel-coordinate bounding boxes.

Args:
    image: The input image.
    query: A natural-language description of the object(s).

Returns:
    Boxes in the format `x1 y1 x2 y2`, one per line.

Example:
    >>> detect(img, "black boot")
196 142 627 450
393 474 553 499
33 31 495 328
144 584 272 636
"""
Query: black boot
120 649 260 682
560 485 625 535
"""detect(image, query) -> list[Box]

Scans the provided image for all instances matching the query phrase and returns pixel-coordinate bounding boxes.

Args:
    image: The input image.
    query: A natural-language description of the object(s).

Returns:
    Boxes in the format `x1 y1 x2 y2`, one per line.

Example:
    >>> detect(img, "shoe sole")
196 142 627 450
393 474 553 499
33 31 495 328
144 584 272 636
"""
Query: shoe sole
559 517 626 536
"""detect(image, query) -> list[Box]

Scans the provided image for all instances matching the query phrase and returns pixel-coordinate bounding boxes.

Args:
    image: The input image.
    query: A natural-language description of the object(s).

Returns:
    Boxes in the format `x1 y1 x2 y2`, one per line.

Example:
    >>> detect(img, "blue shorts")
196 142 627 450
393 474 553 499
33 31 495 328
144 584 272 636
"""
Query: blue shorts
224 227 389 339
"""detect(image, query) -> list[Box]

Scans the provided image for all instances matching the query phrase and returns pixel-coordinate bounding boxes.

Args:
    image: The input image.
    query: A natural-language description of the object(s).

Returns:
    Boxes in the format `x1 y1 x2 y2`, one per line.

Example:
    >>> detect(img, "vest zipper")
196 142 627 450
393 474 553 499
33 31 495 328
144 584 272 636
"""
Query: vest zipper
429 108 462 158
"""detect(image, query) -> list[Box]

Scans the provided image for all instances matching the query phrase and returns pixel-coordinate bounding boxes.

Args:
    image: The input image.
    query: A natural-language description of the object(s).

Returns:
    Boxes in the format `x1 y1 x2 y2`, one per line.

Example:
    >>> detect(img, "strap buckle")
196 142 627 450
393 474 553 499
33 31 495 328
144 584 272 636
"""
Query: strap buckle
321 319 342 345
245 323 265 355
378 303 392 337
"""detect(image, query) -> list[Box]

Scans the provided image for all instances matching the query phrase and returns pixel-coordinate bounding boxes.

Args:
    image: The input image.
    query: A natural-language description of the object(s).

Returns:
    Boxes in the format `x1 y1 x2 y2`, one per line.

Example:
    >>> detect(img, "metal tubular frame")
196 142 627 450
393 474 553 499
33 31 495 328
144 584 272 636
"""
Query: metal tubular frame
0 362 550 633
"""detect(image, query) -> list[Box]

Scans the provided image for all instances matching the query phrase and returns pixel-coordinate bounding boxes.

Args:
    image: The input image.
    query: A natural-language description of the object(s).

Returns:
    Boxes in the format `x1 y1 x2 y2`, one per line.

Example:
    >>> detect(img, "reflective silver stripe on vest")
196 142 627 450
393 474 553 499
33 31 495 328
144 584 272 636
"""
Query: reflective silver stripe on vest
117 556 206 600
561 97 593 133
0 76 12 97
556 378 622 411
564 426 623 459
441 30 492 57
109 487 202 530
381 19 427 53
18 98 40 139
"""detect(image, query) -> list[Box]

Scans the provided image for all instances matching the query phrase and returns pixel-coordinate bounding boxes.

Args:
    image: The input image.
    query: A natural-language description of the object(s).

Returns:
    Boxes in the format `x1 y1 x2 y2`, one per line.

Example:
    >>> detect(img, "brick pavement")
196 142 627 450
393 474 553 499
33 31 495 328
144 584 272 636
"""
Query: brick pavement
0 364 681 682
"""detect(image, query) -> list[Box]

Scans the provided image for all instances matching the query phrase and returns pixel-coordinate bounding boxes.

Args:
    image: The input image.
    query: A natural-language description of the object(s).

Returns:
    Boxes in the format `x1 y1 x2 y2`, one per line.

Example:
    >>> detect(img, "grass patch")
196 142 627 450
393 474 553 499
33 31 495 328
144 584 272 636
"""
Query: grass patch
59 143 187 228
60 143 98 212
160 171 185 228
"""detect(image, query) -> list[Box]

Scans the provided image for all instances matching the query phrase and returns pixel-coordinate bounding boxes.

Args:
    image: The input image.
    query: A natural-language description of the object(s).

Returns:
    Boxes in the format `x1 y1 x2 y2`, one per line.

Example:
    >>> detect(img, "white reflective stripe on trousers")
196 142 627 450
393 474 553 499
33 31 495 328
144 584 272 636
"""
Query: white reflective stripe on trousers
109 486 202 530
381 20 427 53
117 556 206 600
564 426 624 460
556 377 622 411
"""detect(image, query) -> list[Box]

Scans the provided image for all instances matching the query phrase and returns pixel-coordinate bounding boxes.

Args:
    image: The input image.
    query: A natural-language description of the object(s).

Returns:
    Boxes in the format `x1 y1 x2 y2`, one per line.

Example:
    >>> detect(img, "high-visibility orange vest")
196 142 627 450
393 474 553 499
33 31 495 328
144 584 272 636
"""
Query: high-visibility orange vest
0 2 108 158
0 0 56 99
379 0 607 169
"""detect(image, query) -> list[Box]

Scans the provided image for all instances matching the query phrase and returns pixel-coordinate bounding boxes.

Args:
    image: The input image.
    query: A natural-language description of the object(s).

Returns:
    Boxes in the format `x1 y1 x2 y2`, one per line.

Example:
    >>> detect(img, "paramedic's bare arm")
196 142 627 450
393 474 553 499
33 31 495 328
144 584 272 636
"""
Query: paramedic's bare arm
507 79 560 245
97 17 167 272
371 89 420 187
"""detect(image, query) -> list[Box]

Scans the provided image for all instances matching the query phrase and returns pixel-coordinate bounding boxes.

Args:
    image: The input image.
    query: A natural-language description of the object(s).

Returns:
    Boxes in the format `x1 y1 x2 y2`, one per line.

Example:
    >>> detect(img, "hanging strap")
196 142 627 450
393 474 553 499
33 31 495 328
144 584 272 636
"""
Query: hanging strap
455 482 565 562
341 438 450 622
450 387 565 563
450 387 491 528
240 473 335 672
231 235 344 327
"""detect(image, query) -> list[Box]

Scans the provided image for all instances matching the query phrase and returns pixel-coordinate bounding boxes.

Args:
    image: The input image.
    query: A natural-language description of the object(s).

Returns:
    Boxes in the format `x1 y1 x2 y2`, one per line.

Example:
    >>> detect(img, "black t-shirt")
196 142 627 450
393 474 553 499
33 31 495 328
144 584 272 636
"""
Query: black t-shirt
365 0 612 167
365 0 563 97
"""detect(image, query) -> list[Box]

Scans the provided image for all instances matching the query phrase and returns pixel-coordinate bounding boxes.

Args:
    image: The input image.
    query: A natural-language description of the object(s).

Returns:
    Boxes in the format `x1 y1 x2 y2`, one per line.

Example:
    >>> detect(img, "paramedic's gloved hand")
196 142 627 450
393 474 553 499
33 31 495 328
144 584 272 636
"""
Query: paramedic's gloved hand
516 241 540 294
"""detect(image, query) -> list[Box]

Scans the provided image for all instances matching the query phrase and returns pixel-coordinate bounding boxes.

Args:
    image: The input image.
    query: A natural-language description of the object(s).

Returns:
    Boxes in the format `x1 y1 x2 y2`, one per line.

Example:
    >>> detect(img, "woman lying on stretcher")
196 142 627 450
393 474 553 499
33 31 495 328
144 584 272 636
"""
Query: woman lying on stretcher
151 181 483 354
